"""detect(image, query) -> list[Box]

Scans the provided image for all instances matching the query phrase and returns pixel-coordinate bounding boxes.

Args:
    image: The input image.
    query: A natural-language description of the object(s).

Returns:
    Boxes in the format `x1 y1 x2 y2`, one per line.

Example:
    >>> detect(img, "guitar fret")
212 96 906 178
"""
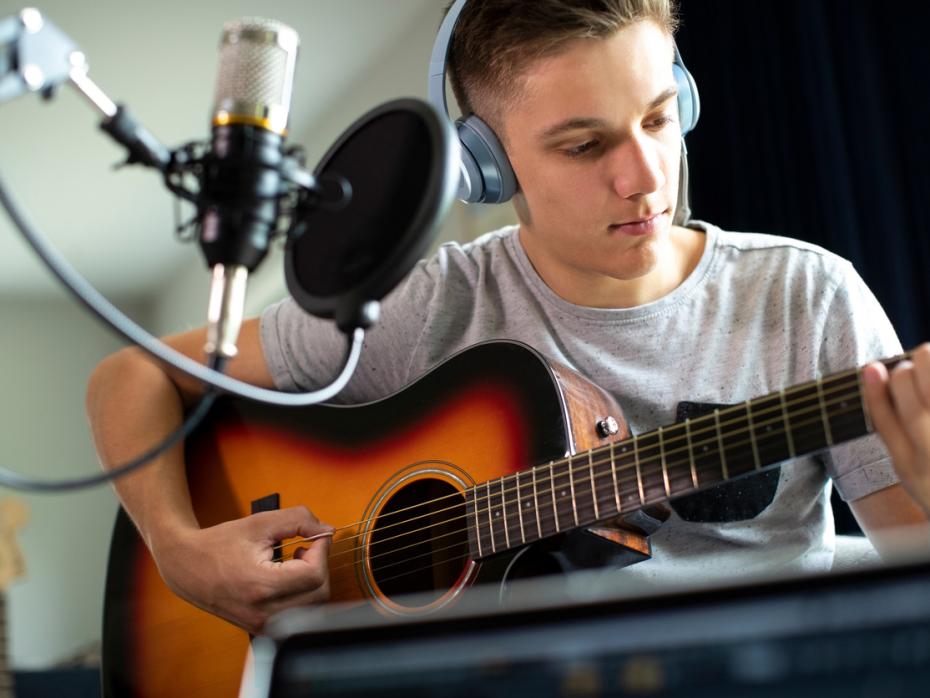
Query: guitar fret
692 416 723 488
486 482 496 554
780 389 796 458
467 488 482 558
614 442 640 511
553 456 578 532
826 375 868 443
719 403 757 479
549 461 560 533
685 418 698 488
663 423 696 496
532 466 543 539
567 453 579 527
816 379 834 446
659 426 671 497
633 434 646 505
590 445 616 520
786 384 829 455
610 442 622 513
714 409 729 480
588 450 600 520
500 477 510 550
751 394 792 466
515 471 526 544
857 368 873 432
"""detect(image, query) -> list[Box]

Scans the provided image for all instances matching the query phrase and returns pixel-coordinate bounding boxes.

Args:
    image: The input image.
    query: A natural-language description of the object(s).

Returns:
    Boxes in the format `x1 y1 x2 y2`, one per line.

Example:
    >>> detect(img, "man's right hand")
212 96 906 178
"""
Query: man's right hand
86 319 338 634
151 505 333 634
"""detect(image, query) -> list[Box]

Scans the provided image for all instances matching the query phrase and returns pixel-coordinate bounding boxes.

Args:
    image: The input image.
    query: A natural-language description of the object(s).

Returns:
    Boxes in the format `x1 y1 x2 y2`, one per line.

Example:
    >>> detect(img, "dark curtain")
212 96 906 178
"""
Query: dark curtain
677 0 930 350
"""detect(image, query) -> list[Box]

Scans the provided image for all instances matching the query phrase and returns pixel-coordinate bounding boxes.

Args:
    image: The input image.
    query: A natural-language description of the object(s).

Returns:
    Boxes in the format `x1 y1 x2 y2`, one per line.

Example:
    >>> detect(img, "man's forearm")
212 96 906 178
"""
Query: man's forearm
86 347 200 551
850 483 930 559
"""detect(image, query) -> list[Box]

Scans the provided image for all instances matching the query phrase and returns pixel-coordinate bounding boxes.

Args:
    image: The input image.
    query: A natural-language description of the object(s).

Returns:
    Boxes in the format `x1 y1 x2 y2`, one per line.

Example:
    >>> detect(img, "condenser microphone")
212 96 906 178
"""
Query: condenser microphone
200 17 299 359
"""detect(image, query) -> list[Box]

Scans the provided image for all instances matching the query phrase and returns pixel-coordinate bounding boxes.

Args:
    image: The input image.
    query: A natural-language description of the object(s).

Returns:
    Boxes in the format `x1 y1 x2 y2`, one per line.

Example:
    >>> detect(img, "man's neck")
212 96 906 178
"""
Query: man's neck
518 225 706 309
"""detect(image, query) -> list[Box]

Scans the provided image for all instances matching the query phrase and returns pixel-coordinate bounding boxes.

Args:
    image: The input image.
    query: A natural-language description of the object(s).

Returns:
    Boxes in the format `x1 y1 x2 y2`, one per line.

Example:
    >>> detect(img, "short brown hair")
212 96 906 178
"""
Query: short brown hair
444 0 679 135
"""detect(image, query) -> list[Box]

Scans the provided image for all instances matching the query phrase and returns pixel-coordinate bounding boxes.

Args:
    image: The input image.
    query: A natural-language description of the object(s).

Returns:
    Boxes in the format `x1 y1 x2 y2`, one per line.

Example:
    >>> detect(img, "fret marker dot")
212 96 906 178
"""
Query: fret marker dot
561 490 568 498
524 501 531 508
703 445 709 452
494 511 501 518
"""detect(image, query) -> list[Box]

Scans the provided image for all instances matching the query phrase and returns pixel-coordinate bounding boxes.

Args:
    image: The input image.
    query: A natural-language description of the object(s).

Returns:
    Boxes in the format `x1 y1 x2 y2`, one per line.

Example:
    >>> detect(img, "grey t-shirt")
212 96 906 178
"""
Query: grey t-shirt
261 222 902 581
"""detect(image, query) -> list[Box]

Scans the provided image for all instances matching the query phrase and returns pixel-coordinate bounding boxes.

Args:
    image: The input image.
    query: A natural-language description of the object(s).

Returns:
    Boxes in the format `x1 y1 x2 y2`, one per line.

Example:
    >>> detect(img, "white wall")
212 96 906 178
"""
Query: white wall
0 296 149 668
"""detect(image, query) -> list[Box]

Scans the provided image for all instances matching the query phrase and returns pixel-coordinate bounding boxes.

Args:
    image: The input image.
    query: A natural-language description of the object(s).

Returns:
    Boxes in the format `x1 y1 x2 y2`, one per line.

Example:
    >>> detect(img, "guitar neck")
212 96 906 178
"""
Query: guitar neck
465 352 911 559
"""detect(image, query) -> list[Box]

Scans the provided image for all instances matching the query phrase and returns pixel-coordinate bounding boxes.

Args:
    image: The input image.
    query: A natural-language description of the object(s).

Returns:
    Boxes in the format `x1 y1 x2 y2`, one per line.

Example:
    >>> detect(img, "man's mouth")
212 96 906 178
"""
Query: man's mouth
609 209 669 236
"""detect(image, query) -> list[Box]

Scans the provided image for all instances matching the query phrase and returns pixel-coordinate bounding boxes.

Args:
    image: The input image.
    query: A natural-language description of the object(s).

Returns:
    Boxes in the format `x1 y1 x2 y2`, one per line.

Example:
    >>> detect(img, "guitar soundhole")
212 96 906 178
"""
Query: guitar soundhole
369 478 469 602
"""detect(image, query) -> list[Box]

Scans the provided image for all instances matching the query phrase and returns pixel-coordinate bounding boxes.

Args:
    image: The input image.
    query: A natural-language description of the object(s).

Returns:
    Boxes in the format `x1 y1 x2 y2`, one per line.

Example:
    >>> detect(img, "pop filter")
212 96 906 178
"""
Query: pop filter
284 98 459 332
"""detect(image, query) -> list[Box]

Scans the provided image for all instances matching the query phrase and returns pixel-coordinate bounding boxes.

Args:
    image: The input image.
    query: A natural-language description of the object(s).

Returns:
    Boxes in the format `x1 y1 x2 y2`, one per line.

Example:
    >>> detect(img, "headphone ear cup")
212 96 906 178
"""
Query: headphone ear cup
456 115 518 204
455 123 485 203
673 62 700 136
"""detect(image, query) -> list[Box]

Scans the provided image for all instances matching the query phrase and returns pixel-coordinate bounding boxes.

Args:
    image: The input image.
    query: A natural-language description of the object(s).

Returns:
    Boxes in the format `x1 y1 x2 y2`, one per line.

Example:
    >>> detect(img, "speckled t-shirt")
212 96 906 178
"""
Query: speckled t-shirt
261 222 902 582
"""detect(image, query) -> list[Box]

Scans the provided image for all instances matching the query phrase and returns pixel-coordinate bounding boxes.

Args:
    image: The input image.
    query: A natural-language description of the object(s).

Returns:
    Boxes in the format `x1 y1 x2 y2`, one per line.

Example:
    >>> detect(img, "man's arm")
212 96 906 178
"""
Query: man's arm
85 318 332 634
854 343 930 556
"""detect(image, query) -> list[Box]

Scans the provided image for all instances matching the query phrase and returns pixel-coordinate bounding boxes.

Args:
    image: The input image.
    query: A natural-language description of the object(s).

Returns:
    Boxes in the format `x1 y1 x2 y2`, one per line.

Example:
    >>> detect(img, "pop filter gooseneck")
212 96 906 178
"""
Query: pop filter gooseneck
285 98 459 332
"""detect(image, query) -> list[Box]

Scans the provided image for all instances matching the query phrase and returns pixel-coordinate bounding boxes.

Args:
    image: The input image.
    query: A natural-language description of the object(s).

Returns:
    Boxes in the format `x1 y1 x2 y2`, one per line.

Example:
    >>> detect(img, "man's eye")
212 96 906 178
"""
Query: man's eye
647 114 675 130
564 140 599 157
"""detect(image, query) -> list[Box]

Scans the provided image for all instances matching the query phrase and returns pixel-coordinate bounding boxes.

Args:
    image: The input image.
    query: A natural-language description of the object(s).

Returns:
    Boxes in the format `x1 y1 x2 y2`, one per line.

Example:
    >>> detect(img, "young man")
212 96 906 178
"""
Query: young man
86 0 929 636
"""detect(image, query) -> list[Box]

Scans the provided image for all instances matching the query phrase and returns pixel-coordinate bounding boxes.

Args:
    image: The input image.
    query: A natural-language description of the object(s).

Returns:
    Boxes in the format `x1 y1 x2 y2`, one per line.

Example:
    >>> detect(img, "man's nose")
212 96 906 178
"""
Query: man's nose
609 133 666 199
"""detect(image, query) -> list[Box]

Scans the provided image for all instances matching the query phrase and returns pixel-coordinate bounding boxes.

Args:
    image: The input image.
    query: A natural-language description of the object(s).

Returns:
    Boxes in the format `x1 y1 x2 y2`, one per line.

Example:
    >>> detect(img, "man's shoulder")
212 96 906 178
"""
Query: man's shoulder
421 224 521 276
697 221 851 276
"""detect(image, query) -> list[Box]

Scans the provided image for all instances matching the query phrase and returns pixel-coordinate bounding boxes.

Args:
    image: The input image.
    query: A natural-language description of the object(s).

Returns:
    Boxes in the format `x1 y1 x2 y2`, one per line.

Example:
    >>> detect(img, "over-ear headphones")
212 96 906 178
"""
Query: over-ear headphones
427 0 701 205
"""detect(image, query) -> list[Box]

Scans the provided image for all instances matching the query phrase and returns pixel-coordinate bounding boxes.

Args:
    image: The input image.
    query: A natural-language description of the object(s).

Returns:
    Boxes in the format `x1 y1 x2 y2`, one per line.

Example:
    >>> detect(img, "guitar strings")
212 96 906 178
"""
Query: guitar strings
290 363 868 544
279 379 864 558
276 374 866 556
288 352 907 552
287 446 740 573
337 443 751 581
297 355 906 582
330 439 745 577
284 396 867 577
278 370 866 552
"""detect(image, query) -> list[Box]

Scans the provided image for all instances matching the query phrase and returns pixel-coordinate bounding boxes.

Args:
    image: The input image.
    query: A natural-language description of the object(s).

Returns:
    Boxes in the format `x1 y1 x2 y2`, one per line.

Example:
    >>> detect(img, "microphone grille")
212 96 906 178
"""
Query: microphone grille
213 17 299 135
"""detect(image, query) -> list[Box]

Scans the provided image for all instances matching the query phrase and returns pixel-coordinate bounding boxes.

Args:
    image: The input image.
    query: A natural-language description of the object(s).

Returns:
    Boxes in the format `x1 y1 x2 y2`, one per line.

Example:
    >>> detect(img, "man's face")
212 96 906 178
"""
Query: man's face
501 20 683 296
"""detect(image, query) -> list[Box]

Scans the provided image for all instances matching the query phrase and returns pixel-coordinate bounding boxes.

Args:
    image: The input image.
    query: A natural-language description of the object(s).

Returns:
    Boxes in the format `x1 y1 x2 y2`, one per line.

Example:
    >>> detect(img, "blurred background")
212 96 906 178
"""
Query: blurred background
0 0 927 689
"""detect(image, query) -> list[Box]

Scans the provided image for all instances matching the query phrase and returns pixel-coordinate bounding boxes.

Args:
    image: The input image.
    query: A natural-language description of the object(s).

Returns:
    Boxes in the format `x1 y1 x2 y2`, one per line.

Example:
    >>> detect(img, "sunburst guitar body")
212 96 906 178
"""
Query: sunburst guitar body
101 341 642 697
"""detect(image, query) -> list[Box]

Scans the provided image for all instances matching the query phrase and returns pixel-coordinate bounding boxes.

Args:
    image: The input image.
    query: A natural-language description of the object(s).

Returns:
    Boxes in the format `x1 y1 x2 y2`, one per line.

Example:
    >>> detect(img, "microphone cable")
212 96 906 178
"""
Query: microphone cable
0 358 224 493
0 168 365 491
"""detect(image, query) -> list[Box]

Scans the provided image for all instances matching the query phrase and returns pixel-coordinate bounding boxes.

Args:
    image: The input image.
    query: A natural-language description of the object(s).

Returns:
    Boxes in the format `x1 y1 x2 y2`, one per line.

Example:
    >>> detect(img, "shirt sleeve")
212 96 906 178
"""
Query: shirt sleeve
259 255 443 404
818 259 903 501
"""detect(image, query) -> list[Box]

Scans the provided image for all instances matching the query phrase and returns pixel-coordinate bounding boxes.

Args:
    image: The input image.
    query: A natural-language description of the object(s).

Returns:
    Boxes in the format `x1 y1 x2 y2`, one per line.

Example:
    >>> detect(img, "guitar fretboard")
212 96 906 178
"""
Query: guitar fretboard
464 353 910 559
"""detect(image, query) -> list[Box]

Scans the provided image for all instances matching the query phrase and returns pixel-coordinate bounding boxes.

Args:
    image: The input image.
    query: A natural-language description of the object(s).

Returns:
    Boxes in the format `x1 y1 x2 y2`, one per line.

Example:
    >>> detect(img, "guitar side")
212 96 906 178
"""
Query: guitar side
101 341 633 698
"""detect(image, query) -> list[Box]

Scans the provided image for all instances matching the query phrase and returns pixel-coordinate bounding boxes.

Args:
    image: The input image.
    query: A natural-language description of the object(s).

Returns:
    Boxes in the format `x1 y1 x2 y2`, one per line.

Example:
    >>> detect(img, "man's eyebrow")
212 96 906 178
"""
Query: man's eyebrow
647 85 679 111
538 85 679 141
539 117 608 141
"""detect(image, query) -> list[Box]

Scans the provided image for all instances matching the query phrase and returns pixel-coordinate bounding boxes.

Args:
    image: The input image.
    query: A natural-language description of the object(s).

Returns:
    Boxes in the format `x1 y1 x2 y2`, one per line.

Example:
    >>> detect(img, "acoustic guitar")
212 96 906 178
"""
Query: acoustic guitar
101 340 905 697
